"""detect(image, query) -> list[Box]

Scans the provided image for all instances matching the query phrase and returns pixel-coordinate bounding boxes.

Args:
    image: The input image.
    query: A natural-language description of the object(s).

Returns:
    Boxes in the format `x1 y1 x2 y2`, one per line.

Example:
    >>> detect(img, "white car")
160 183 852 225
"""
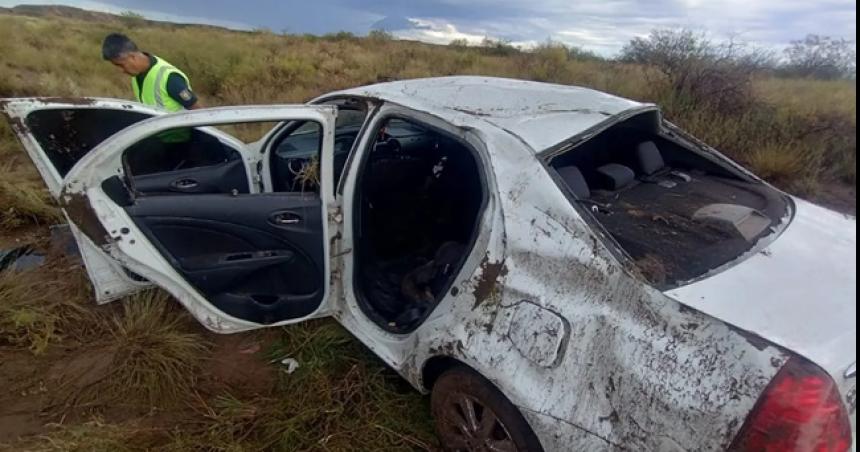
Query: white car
2 77 856 452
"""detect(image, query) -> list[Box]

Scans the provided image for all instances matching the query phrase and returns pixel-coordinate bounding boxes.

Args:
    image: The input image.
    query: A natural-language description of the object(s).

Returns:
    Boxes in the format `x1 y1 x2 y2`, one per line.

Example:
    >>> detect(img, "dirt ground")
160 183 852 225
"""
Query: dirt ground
0 330 279 446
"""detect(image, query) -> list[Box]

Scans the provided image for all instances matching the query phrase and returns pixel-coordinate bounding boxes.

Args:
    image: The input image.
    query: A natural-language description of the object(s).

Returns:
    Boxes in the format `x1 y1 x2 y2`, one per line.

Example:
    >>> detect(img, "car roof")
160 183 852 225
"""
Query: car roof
324 76 654 152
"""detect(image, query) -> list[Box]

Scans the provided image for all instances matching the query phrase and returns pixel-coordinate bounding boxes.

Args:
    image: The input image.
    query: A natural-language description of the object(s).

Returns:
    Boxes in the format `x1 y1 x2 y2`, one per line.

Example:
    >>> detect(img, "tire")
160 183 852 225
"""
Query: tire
431 366 545 452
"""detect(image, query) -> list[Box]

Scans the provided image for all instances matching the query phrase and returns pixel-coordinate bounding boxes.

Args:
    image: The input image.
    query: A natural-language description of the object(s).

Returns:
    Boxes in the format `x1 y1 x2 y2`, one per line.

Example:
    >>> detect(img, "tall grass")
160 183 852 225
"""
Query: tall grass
0 178 62 230
0 260 95 354
100 291 210 407
165 321 437 451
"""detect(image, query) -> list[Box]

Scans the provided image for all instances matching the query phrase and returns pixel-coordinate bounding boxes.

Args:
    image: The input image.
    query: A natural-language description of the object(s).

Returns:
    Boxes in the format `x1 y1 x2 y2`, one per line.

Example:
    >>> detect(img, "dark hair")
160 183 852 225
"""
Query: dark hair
102 33 139 60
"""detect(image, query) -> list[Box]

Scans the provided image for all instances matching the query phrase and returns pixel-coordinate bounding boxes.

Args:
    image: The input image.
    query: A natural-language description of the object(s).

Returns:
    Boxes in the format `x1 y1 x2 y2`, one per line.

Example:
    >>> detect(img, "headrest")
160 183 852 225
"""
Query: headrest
557 166 590 199
637 141 666 176
596 164 636 190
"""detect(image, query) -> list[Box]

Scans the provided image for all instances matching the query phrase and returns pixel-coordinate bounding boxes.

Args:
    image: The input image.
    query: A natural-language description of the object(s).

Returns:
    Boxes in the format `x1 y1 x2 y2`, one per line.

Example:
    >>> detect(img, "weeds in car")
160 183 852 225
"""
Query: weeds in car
291 155 321 192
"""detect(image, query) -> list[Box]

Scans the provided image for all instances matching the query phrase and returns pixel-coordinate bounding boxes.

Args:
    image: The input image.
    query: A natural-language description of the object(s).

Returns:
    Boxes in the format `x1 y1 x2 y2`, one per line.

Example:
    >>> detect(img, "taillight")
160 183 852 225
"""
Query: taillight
731 357 853 452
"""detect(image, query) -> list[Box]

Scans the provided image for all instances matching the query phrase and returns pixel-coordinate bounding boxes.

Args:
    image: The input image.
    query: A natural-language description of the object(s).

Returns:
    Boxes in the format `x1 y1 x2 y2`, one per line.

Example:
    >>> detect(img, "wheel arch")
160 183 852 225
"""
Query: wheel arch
421 355 469 392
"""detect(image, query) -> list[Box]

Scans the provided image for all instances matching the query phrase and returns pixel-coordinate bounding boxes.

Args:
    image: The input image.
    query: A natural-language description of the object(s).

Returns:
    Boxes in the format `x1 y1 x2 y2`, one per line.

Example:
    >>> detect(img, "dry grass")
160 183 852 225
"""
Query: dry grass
98 291 210 407
746 145 808 185
0 261 95 354
7 418 165 452
164 321 437 451
0 179 62 230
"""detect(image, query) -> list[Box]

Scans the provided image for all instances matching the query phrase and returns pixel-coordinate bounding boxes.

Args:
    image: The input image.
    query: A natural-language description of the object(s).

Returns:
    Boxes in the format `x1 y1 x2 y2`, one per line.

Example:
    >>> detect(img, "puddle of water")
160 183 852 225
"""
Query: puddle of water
0 224 81 272
49 224 80 257
0 246 45 272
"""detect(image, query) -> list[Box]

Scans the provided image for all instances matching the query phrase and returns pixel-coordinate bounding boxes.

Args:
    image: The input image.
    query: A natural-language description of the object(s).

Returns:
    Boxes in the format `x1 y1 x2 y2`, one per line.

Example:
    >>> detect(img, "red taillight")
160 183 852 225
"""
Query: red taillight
731 357 853 452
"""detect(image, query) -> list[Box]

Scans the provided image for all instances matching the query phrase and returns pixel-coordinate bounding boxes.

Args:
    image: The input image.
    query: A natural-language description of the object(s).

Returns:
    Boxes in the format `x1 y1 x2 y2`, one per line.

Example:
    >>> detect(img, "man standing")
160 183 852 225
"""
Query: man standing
101 33 205 172
101 33 201 113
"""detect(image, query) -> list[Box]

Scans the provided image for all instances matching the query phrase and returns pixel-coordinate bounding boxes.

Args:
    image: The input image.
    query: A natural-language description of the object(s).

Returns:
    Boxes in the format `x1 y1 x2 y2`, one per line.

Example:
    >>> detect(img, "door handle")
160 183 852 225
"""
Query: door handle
270 212 302 226
171 179 199 191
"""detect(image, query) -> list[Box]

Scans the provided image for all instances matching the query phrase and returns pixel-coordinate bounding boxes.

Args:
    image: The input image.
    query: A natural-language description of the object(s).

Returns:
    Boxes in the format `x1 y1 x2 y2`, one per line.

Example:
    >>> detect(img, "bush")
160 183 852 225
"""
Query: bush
478 37 519 57
621 29 775 114
781 35 857 80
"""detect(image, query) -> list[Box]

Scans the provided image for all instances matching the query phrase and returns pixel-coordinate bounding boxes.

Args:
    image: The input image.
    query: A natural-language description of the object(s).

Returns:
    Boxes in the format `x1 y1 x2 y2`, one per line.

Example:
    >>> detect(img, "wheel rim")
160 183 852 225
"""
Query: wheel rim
438 392 517 452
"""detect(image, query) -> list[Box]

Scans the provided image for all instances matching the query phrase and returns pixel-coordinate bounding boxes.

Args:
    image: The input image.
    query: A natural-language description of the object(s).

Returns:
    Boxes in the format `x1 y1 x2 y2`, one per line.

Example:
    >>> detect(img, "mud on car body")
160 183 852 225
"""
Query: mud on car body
2 77 855 451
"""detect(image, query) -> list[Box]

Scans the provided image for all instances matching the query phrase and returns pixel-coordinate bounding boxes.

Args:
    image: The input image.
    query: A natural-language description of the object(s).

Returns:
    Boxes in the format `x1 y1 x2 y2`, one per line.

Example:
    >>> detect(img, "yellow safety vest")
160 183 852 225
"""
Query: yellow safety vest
131 56 192 143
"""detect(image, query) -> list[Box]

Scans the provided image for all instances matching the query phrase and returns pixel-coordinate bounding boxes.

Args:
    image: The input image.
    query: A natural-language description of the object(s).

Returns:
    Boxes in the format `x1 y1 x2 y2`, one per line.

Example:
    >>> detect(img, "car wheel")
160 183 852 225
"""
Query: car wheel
431 366 544 452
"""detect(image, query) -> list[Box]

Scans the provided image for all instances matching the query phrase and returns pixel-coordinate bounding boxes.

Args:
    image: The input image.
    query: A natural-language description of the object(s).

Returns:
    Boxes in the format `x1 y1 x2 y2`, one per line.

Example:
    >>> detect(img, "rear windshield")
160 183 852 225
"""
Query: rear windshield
549 112 791 290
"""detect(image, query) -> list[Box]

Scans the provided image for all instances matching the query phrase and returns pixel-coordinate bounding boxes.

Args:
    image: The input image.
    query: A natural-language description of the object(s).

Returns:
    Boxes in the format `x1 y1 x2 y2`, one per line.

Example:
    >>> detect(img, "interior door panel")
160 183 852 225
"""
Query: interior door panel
125 193 324 324
132 158 250 196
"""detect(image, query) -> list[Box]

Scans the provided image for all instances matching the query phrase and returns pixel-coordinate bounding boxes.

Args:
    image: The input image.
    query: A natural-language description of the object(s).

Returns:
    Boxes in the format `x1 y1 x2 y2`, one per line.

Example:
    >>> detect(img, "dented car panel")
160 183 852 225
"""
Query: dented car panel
391 126 785 450
4 77 856 451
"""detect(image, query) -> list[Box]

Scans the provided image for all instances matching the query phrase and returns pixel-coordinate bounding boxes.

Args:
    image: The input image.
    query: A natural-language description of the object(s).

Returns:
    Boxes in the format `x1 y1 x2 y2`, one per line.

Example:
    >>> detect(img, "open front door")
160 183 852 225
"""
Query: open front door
63 106 338 333
1 98 167 302
1 98 257 303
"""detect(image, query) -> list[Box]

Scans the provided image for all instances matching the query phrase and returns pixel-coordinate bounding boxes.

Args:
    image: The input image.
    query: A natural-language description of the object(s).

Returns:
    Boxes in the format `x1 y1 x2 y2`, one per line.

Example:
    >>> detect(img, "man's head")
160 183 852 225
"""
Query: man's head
102 33 150 76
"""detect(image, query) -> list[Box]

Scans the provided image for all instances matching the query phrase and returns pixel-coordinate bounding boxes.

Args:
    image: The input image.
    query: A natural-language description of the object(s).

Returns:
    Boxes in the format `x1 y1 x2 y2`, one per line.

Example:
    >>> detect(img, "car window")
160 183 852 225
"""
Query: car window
270 121 323 193
385 118 427 138
25 108 153 178
268 104 370 193
123 128 240 177
332 108 369 188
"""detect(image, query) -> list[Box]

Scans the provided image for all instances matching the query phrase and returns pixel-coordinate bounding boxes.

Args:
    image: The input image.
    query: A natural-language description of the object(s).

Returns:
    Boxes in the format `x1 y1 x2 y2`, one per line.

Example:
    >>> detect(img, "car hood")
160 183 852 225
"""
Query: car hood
666 198 856 379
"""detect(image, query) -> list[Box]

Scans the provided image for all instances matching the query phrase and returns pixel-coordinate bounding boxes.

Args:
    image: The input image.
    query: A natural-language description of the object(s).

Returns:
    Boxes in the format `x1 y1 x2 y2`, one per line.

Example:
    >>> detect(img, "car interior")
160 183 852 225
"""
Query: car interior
550 112 790 289
353 117 484 332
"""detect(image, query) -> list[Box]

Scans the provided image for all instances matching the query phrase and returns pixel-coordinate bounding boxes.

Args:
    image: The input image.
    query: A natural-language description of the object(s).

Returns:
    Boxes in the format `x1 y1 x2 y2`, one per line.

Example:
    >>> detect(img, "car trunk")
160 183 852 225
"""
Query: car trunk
666 198 857 435
549 112 792 290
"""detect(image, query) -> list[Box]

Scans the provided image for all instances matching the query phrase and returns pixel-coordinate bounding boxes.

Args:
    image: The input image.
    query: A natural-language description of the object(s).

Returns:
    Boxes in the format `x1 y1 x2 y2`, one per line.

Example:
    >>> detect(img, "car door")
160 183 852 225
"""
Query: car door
2 98 164 302
61 105 338 333
2 98 258 304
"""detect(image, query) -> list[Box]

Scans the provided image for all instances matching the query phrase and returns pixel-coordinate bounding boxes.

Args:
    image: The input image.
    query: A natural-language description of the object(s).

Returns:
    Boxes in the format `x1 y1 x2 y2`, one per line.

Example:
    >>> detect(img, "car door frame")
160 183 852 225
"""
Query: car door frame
61 105 339 333
328 101 496 371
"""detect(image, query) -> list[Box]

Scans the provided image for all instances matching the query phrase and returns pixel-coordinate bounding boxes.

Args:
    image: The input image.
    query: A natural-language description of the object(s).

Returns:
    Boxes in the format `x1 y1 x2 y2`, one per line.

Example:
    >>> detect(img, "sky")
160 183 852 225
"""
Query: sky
1 0 856 55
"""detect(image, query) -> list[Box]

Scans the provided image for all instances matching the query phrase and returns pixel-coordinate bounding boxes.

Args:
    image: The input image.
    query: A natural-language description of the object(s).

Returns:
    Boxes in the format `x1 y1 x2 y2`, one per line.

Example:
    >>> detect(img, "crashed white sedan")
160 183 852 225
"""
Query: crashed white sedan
2 77 856 451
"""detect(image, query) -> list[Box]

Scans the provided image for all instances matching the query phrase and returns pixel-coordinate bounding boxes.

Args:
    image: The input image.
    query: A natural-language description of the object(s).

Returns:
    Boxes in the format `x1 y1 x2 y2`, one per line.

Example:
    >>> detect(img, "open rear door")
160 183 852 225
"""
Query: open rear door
62 105 339 333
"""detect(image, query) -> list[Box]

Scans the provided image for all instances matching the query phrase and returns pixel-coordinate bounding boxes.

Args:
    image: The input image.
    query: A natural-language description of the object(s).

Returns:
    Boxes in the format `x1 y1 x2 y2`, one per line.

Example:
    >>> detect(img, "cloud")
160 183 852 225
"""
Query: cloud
390 18 489 45
1 0 854 55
